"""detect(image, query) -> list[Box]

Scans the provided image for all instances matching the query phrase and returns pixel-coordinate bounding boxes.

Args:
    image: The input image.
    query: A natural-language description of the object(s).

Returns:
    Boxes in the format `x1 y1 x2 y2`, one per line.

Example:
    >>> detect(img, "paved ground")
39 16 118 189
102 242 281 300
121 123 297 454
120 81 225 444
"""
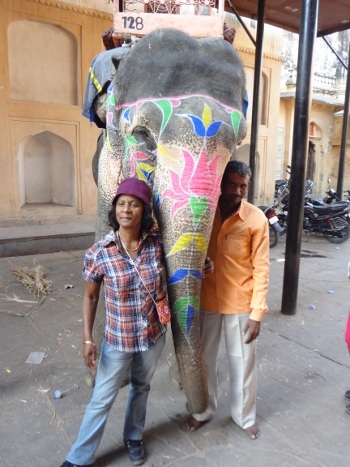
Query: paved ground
1 233 350 466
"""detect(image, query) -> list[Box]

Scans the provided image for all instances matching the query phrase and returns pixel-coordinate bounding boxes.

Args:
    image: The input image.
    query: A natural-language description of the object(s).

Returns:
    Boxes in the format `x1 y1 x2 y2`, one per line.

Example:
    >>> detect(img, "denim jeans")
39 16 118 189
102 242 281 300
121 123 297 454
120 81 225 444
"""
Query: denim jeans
66 335 165 466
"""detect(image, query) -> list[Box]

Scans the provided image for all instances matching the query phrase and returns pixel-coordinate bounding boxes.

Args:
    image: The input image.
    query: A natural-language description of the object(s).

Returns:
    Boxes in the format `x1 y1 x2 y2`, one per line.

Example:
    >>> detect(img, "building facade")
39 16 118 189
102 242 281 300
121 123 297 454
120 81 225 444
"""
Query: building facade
279 72 348 199
0 0 113 227
0 1 284 230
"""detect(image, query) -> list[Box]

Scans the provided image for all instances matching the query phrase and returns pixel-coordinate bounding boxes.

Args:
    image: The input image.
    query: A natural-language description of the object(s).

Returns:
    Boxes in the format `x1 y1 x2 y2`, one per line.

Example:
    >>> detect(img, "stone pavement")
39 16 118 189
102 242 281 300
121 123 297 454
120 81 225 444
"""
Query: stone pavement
1 234 350 466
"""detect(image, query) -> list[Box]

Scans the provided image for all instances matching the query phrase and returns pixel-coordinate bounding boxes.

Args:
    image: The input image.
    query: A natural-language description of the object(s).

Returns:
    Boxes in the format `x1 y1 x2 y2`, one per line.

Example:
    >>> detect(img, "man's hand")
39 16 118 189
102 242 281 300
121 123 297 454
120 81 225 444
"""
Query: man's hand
83 342 97 369
202 256 214 278
243 319 260 344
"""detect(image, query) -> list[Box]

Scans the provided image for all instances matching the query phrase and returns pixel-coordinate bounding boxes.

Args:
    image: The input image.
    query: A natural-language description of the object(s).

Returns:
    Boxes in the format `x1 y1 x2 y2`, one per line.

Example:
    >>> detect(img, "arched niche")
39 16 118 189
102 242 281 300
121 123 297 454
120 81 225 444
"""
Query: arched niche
309 121 322 139
18 131 75 207
8 20 78 104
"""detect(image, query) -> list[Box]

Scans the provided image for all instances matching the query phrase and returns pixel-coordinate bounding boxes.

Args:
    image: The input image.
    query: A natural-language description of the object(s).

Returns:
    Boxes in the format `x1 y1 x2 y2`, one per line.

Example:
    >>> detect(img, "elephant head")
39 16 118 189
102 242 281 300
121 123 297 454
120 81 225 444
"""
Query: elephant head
94 28 246 413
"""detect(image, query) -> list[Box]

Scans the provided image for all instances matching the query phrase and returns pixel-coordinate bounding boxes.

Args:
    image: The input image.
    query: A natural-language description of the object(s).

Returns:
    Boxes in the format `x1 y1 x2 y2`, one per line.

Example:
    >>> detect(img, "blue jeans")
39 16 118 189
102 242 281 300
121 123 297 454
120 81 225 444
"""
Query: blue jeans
66 335 165 466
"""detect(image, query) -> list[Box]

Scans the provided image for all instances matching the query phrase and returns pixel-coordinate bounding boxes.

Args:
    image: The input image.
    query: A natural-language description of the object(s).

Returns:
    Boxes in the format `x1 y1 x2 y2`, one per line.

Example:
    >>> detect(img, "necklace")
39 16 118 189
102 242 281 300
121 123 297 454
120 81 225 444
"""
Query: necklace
118 231 140 252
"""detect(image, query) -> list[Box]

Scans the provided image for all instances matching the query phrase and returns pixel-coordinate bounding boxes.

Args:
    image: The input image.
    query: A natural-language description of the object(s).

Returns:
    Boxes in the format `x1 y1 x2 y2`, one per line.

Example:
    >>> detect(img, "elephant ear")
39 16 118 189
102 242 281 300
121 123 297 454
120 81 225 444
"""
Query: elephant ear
111 47 131 77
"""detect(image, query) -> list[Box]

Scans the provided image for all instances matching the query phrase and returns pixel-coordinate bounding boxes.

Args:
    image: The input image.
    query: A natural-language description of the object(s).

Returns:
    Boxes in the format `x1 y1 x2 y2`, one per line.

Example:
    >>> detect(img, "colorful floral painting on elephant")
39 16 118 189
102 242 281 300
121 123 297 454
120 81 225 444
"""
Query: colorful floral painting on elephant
89 28 247 414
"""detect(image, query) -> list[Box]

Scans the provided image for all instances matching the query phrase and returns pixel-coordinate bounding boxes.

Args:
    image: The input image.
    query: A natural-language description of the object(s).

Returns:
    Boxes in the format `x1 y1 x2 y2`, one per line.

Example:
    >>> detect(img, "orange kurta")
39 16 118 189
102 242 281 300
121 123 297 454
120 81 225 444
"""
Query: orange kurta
201 200 270 322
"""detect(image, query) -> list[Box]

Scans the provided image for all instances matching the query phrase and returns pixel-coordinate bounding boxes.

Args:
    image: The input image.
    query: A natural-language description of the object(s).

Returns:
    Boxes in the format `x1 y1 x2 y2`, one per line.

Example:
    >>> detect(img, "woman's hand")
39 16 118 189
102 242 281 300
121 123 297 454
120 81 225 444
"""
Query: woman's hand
202 256 214 278
82 281 101 369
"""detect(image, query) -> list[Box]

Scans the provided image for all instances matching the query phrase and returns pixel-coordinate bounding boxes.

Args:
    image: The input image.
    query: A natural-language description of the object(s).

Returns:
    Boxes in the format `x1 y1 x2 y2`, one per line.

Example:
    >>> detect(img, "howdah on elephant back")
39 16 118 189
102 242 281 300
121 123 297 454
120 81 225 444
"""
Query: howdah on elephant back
90 28 247 414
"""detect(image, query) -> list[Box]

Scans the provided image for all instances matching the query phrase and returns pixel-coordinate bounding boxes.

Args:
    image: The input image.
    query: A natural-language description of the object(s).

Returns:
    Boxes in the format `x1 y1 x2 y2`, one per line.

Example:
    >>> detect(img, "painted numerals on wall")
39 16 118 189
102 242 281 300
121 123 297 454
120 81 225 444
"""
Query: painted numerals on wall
121 16 144 31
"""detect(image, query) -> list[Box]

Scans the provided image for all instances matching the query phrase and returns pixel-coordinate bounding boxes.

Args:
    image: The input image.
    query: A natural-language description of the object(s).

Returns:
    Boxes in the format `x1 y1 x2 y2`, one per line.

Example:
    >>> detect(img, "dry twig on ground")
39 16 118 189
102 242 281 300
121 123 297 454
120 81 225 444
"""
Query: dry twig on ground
11 264 52 297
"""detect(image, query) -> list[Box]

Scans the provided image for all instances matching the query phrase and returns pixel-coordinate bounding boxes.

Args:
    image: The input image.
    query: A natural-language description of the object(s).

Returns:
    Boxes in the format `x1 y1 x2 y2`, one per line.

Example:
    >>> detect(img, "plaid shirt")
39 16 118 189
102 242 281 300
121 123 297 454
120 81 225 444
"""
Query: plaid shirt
82 230 167 352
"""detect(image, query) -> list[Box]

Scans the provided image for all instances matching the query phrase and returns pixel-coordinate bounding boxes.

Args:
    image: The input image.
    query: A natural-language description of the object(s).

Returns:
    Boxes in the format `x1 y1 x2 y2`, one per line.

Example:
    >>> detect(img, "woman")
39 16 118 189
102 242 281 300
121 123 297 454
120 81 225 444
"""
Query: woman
61 178 167 467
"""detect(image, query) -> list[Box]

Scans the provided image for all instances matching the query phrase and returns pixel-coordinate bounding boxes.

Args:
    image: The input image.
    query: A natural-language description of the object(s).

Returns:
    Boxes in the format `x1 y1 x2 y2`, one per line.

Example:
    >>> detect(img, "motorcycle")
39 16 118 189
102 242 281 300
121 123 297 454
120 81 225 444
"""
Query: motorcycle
321 179 350 205
304 180 350 227
303 201 350 243
274 165 291 201
305 178 339 205
277 197 350 244
259 205 283 248
274 166 312 208
275 169 350 243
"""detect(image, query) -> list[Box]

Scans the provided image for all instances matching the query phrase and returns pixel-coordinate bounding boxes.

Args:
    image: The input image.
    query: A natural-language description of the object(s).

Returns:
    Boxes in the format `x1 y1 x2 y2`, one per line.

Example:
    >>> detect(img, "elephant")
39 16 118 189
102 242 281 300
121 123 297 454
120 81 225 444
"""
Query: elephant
86 28 247 414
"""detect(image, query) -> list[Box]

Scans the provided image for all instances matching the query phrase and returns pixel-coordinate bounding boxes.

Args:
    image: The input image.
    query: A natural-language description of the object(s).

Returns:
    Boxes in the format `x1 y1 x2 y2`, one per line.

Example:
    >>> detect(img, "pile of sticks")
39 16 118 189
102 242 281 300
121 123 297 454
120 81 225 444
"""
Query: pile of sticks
11 264 52 297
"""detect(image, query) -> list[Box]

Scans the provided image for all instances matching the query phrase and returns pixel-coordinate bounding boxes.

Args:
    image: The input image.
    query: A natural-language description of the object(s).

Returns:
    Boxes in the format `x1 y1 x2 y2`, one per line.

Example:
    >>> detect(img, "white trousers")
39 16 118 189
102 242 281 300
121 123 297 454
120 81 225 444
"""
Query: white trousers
193 311 257 429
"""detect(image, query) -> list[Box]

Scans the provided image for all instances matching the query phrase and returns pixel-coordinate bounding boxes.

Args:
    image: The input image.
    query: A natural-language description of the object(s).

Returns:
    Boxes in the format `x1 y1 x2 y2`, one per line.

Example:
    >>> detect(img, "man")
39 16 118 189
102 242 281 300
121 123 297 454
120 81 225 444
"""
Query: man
187 160 269 439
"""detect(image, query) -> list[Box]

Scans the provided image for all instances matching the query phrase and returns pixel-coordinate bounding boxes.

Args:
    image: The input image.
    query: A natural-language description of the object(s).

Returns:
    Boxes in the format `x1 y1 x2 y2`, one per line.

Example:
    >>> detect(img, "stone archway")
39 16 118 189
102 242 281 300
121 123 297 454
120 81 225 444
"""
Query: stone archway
18 131 74 208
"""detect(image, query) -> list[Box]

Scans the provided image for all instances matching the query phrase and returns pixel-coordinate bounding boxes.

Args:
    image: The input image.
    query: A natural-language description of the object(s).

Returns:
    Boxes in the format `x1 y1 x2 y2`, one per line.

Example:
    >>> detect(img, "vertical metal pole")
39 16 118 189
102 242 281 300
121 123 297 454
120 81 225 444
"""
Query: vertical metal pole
336 43 350 198
248 0 265 204
281 0 319 315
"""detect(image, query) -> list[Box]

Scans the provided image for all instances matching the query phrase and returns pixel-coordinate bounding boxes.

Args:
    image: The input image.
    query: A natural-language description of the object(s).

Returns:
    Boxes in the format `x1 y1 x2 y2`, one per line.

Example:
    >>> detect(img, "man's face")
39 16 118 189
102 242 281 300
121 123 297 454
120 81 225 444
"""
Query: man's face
221 171 250 207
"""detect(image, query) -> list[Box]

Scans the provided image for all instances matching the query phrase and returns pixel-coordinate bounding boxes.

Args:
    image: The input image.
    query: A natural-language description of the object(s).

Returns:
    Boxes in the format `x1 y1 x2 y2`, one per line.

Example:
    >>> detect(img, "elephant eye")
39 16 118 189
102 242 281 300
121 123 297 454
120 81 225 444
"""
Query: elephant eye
132 126 157 153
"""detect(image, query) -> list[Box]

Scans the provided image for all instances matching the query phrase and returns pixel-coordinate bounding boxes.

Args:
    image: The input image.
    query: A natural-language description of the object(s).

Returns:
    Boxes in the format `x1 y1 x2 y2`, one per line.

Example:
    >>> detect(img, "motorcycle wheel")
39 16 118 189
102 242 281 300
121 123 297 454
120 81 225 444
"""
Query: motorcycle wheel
323 217 350 244
277 215 287 235
269 225 279 248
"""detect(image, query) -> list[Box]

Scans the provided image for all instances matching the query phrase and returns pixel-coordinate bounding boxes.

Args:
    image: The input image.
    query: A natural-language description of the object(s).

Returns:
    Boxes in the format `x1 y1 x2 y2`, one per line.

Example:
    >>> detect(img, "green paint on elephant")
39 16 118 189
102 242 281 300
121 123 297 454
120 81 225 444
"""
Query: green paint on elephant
173 296 200 336
155 99 173 133
125 134 139 152
190 197 209 225
106 92 115 108
231 110 242 138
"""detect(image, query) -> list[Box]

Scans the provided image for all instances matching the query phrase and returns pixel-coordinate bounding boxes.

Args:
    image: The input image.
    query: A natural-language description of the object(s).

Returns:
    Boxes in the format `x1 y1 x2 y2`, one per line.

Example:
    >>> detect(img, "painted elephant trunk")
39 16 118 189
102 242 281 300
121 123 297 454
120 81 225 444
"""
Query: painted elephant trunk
154 161 223 414
167 253 209 414
171 295 208 414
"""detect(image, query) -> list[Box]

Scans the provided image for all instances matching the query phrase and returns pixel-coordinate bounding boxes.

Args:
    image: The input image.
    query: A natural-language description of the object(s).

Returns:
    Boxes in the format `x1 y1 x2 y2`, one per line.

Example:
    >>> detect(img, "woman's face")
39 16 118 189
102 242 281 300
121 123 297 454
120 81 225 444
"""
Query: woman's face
115 194 144 231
